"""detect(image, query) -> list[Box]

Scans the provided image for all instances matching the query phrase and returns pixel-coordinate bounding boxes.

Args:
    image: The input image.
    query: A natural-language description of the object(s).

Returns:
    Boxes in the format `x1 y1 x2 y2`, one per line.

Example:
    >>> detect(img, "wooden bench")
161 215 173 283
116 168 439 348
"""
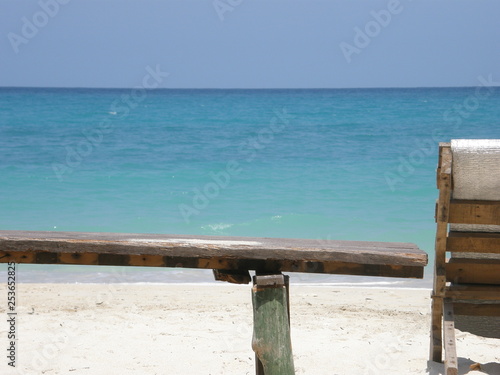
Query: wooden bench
0 230 427 374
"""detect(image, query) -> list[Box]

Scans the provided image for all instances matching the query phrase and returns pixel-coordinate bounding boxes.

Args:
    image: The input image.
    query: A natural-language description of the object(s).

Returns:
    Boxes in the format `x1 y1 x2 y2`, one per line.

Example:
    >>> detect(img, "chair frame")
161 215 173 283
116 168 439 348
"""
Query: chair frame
430 142 500 375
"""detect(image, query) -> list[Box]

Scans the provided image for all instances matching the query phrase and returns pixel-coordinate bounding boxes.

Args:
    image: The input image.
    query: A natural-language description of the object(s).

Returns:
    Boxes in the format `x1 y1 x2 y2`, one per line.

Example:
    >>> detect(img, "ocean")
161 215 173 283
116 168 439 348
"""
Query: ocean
1 87 500 286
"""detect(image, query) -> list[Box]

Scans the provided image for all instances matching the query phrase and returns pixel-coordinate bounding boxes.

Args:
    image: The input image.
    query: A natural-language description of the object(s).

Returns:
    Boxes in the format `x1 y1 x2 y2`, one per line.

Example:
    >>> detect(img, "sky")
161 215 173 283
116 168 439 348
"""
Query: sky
1 0 500 89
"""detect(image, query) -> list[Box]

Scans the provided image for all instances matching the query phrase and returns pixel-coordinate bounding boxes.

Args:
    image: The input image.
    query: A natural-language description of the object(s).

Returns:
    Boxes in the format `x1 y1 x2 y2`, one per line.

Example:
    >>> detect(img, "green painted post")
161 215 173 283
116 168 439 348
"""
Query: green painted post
252 274 295 375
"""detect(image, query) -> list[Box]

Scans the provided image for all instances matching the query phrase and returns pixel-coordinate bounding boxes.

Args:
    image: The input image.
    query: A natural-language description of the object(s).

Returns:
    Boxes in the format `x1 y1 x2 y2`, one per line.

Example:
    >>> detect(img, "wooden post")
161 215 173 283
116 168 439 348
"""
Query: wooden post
429 295 443 362
252 274 295 375
443 301 458 375
430 143 452 363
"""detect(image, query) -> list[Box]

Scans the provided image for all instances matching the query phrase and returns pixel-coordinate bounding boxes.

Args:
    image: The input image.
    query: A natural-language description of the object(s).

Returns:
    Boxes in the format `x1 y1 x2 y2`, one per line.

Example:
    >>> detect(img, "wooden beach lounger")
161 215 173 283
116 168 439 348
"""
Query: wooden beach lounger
0 231 426 374
430 140 500 375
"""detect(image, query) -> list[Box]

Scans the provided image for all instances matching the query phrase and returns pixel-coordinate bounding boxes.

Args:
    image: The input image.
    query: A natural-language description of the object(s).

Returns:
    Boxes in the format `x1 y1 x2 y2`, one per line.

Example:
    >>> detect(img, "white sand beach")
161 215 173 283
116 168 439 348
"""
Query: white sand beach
0 284 498 375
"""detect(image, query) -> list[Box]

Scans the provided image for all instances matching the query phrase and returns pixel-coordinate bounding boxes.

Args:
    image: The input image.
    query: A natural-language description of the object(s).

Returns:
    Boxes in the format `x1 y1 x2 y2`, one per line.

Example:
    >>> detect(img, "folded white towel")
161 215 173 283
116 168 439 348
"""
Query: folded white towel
451 139 500 201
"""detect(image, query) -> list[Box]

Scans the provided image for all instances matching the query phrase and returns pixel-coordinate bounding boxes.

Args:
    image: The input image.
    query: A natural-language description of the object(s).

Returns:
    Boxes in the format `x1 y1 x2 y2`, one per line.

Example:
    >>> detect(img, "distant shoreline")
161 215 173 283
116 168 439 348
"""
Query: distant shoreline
5 267 433 288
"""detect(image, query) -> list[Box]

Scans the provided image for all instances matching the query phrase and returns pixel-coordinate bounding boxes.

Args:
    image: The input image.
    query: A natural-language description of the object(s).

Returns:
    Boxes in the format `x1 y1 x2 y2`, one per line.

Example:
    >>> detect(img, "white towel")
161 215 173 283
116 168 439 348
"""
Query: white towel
451 139 500 200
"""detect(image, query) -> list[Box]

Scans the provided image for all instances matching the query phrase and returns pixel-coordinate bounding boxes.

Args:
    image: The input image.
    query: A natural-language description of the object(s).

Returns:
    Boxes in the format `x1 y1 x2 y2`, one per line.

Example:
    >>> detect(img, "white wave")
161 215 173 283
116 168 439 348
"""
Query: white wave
201 222 234 232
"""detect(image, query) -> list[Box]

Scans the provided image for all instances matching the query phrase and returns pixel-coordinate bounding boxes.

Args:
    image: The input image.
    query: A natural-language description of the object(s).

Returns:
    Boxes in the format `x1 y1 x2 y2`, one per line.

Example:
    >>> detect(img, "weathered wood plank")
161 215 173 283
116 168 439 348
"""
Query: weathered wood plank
447 232 500 254
448 200 500 226
0 230 426 265
446 259 500 284
0 230 426 279
446 285 500 301
252 275 294 375
443 301 458 375
0 249 424 279
453 303 500 317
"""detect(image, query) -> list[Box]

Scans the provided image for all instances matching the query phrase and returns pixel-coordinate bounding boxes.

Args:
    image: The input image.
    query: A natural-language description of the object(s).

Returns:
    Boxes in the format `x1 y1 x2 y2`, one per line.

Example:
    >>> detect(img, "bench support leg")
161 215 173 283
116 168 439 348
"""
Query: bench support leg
443 301 458 375
252 274 295 375
430 295 443 363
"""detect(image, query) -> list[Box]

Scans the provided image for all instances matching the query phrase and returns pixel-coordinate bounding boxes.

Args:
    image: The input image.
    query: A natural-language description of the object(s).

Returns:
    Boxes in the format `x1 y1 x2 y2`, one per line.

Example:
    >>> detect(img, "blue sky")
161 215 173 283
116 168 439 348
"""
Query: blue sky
1 0 500 88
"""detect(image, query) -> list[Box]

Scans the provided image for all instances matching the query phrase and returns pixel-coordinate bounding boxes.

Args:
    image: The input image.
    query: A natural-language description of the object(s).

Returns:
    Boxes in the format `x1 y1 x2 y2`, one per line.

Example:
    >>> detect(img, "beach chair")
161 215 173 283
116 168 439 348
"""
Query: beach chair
430 140 500 375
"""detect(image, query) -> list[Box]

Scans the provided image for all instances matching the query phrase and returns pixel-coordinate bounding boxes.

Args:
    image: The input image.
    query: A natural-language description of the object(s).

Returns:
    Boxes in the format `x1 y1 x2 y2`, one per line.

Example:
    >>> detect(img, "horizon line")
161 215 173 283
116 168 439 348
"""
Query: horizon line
1 84 499 90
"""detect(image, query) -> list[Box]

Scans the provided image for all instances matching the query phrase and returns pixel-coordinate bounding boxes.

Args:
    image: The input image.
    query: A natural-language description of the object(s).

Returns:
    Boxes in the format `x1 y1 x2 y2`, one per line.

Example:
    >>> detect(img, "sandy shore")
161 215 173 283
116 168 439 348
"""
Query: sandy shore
0 283 498 375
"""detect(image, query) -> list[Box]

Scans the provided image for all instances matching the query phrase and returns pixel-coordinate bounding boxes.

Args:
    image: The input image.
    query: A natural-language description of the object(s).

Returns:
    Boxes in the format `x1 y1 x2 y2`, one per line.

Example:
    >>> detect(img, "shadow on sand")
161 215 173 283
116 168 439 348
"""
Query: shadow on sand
427 359 500 375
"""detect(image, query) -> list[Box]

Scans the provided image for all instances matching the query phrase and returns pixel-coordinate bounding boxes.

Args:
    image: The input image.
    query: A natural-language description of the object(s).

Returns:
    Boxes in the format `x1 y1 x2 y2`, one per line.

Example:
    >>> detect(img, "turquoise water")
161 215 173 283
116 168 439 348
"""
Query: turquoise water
1 87 500 285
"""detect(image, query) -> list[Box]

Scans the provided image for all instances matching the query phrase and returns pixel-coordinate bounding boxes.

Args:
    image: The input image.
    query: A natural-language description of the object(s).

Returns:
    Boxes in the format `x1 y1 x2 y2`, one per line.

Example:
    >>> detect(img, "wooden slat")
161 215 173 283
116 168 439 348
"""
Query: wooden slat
447 231 500 253
448 200 500 226
453 303 500 317
445 284 500 301
443 301 458 375
0 230 426 279
446 258 500 284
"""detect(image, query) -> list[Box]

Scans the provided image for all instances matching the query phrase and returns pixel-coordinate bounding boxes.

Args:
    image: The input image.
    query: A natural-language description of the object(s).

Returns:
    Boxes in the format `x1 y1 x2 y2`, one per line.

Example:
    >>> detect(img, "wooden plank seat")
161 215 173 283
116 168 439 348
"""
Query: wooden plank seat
0 230 427 374
0 230 426 279
430 141 500 375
